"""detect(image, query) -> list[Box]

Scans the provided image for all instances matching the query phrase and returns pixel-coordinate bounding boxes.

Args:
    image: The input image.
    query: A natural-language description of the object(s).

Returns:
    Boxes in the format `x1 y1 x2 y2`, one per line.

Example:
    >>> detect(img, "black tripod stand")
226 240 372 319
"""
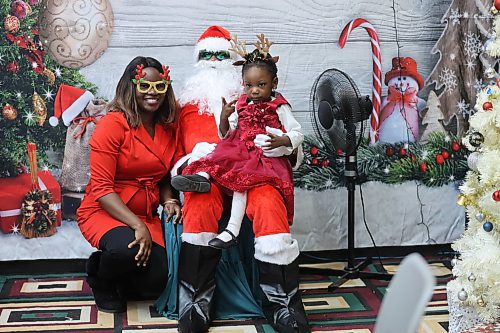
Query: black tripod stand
300 154 392 291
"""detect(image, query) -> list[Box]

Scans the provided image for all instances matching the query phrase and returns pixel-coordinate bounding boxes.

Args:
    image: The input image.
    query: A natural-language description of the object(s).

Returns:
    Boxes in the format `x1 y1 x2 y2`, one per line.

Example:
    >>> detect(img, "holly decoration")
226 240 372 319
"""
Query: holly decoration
419 162 428 172
442 150 450 159
451 142 460 152
4 14 20 33
311 158 319 166
321 160 330 168
436 154 445 165
493 190 500 202
386 146 394 157
2 104 17 121
398 147 407 157
310 146 318 156
20 189 57 238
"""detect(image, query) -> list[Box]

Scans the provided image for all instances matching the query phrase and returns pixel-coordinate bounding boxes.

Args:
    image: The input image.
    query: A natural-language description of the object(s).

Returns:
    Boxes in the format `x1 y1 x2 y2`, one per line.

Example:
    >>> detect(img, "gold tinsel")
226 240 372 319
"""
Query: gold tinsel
32 92 47 126
43 69 56 84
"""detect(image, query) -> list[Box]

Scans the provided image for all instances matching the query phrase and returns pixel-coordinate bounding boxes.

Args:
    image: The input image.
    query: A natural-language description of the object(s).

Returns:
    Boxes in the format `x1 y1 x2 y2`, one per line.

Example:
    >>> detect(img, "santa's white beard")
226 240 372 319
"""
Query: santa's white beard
178 60 243 119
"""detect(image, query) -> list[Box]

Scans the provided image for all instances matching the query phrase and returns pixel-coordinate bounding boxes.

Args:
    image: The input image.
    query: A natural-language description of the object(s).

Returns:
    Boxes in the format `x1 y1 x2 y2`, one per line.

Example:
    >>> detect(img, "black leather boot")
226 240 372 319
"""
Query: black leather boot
257 259 310 333
177 242 221 333
86 251 126 313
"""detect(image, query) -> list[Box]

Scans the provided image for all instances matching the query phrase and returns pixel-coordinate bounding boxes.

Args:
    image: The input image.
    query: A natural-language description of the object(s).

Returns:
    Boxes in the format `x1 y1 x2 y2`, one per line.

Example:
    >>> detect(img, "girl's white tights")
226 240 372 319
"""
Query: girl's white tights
195 172 246 243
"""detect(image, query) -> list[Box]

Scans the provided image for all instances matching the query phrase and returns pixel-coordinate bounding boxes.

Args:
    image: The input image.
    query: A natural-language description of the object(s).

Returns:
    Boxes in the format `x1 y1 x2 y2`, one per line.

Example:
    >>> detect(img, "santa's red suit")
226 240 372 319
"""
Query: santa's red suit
175 26 309 333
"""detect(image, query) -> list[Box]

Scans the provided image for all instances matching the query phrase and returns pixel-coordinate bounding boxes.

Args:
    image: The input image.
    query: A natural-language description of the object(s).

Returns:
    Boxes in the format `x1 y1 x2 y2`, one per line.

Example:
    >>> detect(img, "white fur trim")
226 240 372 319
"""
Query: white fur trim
254 233 300 265
181 232 218 246
194 37 237 60
170 154 191 177
61 90 94 126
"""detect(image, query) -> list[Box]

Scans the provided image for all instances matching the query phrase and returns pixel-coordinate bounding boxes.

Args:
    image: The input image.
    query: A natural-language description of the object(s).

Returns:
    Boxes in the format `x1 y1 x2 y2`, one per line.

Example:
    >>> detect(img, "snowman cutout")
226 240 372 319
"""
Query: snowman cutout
378 57 426 144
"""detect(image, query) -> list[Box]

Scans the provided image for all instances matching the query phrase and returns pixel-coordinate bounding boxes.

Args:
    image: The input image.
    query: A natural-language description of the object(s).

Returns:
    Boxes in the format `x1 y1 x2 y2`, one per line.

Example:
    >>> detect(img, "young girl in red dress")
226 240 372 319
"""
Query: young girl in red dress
172 34 303 249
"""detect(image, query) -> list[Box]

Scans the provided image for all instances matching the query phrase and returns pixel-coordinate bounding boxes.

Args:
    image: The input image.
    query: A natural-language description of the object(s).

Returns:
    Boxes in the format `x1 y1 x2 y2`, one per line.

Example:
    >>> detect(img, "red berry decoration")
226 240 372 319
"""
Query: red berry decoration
321 160 330 168
411 154 417 162
441 150 450 159
6 62 19 73
336 148 343 155
495 0 500 11
493 190 500 202
309 146 318 156
419 162 428 172
398 147 407 157
483 101 493 111
436 154 445 165
311 158 319 166
385 147 394 157
451 142 460 152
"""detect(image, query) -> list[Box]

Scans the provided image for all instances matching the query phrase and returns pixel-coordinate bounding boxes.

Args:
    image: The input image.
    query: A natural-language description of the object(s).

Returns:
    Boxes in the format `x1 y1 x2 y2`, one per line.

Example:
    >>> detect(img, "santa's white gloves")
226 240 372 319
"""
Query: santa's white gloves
253 126 293 157
188 142 216 164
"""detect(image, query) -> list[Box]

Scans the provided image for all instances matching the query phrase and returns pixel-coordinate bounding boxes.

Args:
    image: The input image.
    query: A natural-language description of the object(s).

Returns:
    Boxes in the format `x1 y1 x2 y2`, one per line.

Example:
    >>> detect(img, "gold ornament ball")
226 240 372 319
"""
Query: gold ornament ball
4 14 20 33
2 104 18 121
38 0 114 69
477 298 485 307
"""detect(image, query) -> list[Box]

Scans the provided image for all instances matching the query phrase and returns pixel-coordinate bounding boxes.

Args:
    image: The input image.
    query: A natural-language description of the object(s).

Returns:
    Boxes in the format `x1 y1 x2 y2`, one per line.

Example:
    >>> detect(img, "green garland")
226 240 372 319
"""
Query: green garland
0 0 96 177
294 132 469 191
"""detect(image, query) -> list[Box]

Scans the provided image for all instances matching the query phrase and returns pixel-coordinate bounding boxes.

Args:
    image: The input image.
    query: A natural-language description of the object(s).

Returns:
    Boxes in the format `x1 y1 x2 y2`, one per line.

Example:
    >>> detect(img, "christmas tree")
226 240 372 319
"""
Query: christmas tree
0 0 95 178
447 82 500 323
420 90 446 143
427 0 495 137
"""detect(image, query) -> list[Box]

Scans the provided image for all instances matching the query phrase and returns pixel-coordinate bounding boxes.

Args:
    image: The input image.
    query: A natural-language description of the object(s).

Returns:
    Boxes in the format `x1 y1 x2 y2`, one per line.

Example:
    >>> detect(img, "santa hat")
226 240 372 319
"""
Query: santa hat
384 57 424 89
49 84 94 126
194 25 237 60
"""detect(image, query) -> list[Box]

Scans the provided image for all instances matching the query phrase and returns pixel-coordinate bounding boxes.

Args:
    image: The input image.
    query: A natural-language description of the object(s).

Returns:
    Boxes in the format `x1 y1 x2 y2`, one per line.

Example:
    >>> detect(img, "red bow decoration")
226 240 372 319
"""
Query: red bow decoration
6 32 45 74
72 115 103 139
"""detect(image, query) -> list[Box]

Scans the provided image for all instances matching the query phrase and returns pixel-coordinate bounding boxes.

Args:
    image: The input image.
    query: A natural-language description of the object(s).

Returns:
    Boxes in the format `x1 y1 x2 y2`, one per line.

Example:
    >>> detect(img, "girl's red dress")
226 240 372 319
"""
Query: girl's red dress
184 94 294 222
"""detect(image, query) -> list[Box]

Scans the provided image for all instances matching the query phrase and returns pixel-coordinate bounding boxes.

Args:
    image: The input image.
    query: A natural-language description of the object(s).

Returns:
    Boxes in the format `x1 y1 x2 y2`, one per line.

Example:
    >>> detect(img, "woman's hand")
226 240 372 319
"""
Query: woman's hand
163 199 182 224
128 223 152 267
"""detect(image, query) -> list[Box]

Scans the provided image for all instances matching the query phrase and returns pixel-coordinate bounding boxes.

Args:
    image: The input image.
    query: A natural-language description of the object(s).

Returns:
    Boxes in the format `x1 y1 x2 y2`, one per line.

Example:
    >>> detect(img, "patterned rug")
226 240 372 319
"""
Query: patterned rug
0 255 452 332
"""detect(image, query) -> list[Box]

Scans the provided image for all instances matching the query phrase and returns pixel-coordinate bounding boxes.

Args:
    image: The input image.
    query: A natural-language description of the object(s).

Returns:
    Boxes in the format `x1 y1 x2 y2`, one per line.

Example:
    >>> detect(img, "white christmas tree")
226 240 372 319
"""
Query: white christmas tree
447 82 500 324
420 90 447 143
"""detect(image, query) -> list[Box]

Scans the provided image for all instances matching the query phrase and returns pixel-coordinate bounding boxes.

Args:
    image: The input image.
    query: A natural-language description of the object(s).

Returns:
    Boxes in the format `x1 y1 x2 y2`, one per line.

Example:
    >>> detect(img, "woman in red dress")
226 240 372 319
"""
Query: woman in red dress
77 56 182 313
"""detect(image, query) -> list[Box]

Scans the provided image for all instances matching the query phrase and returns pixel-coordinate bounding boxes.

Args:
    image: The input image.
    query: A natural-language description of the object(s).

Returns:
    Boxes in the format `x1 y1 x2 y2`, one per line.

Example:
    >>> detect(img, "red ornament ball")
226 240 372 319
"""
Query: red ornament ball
398 147 407 157
336 148 343 155
321 160 330 168
4 14 20 33
311 158 319 166
493 190 500 202
451 142 460 152
6 62 20 73
385 147 394 157
419 162 428 172
309 146 318 156
10 0 28 19
495 0 500 11
436 154 445 165
483 101 493 111
441 150 450 159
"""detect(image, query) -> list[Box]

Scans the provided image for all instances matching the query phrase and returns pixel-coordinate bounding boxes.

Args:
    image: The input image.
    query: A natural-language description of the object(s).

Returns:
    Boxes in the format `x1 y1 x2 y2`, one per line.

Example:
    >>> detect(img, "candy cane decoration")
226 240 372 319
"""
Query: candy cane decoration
338 18 382 144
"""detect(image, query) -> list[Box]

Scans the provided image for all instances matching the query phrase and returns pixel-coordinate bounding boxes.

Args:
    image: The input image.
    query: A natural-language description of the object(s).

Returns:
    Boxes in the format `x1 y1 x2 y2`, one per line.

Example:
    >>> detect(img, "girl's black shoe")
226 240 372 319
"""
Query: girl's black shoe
171 174 211 193
208 229 239 249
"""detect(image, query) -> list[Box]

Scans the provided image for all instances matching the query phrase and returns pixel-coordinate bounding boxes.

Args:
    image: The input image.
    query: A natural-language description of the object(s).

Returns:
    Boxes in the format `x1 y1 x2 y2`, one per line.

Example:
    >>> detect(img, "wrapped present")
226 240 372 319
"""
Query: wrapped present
0 170 61 234
447 285 487 333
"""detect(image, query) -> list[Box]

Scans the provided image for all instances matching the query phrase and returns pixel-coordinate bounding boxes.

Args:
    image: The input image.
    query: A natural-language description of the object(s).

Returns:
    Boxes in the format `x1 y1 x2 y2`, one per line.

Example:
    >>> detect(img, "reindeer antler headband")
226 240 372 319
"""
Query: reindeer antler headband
132 64 172 85
230 33 279 66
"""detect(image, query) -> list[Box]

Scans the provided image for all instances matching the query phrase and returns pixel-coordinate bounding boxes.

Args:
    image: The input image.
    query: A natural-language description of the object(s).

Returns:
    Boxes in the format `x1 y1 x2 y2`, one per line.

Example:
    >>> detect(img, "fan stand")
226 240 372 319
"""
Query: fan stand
300 154 392 291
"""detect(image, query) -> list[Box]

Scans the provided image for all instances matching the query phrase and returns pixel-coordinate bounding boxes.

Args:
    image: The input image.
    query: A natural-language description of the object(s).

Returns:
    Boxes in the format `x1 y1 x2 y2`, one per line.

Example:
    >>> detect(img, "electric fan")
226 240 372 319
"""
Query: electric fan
300 69 392 290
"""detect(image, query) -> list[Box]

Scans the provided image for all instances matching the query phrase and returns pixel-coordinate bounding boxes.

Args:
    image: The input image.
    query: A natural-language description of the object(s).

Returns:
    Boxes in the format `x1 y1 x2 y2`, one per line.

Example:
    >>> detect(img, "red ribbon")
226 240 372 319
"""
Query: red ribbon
136 177 158 219
72 115 103 139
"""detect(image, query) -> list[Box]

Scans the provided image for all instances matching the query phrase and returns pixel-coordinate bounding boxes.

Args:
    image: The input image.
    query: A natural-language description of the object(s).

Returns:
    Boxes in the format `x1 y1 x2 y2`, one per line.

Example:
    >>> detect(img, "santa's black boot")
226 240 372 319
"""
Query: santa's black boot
177 242 221 333
257 259 310 333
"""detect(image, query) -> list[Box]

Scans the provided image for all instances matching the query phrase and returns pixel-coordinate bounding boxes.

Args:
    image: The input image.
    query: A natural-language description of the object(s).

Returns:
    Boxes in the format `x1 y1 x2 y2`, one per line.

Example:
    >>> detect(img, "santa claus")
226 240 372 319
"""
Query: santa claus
174 26 309 333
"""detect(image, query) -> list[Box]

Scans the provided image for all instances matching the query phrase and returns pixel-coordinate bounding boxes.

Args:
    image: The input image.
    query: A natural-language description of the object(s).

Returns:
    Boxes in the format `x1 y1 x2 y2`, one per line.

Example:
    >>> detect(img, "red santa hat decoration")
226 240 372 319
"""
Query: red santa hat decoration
194 25 238 60
49 84 94 126
384 57 424 89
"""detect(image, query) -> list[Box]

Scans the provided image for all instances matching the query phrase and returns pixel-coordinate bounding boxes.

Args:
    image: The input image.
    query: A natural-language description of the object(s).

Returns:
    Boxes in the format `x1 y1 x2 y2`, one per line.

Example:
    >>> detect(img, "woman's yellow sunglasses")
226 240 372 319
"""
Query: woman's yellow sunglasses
136 80 169 94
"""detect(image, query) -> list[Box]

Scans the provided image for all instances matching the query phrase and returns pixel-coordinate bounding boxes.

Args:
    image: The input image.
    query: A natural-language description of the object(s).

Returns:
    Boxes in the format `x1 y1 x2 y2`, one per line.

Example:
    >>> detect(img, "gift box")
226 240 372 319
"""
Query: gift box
0 171 62 233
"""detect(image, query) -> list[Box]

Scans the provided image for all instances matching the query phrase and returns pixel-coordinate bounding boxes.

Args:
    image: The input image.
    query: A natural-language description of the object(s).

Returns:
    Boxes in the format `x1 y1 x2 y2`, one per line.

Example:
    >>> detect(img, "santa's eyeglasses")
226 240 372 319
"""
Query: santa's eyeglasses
198 50 231 61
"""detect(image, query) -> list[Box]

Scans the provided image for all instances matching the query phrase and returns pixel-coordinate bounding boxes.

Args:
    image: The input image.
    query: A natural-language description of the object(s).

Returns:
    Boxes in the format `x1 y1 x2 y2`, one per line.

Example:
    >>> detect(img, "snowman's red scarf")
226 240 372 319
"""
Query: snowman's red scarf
380 86 419 139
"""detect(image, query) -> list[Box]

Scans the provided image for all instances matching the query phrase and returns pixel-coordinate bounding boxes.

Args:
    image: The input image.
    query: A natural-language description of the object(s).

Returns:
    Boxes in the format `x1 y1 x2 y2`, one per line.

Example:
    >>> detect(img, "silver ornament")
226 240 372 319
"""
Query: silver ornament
451 258 458 267
485 66 496 78
468 274 476 282
467 152 480 172
475 212 485 222
458 289 468 301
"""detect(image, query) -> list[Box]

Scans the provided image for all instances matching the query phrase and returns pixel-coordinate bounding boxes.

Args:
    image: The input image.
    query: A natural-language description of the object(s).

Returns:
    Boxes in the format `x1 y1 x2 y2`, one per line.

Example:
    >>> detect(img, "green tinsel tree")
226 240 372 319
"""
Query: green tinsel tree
0 0 96 177
294 132 469 190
